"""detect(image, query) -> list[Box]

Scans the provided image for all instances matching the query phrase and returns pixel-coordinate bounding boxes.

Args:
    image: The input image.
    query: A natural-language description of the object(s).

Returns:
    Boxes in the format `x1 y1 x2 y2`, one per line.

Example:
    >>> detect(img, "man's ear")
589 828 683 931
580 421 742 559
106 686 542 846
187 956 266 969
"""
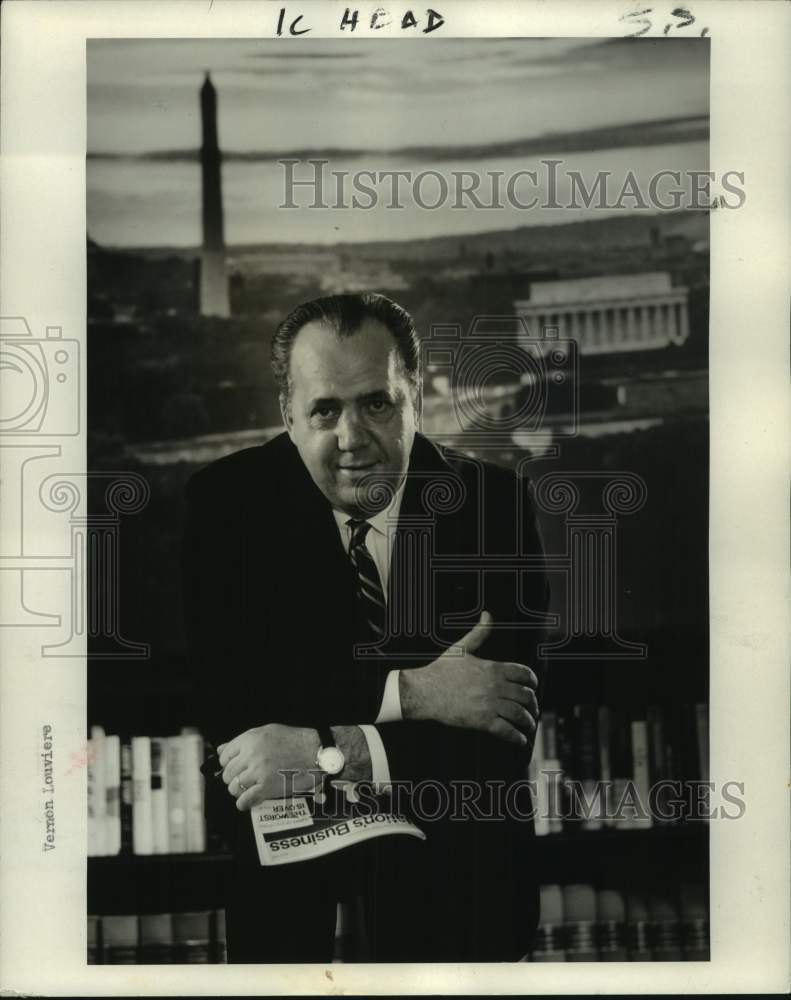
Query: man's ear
279 393 294 439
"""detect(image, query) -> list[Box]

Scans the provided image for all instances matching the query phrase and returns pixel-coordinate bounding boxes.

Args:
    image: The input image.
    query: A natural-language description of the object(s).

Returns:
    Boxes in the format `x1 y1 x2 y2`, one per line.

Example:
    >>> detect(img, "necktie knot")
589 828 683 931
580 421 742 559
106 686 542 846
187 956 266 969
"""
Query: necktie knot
347 518 372 549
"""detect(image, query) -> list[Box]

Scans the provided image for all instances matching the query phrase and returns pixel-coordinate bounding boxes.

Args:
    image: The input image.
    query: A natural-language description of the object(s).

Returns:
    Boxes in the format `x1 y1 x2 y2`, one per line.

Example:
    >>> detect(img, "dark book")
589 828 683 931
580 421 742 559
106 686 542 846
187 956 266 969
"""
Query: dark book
173 910 212 963
140 912 174 964
212 908 227 964
101 914 138 964
87 914 99 965
573 704 602 830
597 889 628 961
119 741 133 853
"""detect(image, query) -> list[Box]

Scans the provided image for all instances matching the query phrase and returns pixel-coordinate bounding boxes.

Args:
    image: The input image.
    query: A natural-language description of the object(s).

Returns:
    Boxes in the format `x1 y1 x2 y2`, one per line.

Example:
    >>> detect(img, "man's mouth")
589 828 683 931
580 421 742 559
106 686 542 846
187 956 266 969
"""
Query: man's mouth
337 462 378 475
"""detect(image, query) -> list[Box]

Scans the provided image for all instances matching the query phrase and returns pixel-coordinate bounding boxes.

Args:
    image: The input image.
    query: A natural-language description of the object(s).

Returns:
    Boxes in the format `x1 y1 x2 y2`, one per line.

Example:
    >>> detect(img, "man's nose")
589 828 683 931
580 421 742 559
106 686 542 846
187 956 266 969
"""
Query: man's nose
336 409 368 451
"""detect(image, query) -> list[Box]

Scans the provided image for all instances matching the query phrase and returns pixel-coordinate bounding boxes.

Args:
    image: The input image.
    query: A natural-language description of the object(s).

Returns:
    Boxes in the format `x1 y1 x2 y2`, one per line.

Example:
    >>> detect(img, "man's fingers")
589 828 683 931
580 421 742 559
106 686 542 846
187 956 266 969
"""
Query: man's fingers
222 755 247 785
218 742 241 768
488 717 528 747
501 662 538 689
496 699 537 733
458 610 493 654
500 682 539 717
235 783 266 812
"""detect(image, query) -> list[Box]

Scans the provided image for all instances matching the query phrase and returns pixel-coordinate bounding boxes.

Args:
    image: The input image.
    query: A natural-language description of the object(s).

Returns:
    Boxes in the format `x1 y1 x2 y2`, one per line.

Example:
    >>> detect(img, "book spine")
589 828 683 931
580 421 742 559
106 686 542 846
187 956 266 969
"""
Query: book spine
131 736 153 855
139 912 175 963
104 735 122 855
150 737 169 854
575 704 602 831
630 718 653 829
120 741 133 853
213 908 227 964
529 720 550 837
538 712 563 833
183 733 206 853
101 915 139 964
597 705 614 827
647 704 672 826
87 738 98 857
166 736 188 854
89 726 108 857
87 914 100 964
173 911 212 963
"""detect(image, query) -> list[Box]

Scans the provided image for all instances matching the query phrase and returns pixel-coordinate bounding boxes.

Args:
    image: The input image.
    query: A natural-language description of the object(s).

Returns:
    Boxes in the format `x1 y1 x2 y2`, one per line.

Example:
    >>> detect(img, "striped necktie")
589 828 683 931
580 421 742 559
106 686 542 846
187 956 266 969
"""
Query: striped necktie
346 518 387 645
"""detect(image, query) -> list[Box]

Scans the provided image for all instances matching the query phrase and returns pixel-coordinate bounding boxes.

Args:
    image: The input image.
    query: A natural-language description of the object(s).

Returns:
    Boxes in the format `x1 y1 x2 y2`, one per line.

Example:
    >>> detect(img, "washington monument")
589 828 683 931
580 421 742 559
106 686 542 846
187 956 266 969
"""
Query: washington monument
199 72 230 318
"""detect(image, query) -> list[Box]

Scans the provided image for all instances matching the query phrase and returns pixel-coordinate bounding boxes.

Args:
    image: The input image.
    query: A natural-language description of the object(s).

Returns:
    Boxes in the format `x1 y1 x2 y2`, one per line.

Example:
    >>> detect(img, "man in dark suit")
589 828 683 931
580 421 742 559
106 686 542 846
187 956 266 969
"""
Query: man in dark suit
182 293 549 963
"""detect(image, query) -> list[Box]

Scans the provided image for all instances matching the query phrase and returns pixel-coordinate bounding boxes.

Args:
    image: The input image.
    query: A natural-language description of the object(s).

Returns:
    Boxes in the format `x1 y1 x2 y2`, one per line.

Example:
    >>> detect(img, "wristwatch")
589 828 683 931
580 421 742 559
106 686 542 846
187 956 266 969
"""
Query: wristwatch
315 726 345 776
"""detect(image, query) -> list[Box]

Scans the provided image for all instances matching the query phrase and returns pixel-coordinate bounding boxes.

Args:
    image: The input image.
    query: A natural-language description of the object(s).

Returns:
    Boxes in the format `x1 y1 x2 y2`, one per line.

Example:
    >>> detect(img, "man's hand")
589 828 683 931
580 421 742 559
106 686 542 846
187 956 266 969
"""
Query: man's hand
399 611 539 746
218 723 320 811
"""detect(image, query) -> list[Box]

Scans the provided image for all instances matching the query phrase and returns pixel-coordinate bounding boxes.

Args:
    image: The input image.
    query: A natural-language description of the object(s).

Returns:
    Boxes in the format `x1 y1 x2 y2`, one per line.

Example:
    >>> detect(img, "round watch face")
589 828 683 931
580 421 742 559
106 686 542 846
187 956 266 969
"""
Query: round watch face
317 745 345 776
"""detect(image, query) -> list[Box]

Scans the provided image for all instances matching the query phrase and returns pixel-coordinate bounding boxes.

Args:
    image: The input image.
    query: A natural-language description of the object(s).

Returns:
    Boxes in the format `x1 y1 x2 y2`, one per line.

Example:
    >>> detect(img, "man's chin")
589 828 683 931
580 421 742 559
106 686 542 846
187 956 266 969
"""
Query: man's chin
331 473 396 516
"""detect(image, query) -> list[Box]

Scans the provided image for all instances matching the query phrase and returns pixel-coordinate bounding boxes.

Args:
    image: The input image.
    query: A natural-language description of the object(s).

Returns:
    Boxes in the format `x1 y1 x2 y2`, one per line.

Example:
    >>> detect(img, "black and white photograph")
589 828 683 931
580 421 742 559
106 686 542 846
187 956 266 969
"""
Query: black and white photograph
0 0 788 994
85 30 714 965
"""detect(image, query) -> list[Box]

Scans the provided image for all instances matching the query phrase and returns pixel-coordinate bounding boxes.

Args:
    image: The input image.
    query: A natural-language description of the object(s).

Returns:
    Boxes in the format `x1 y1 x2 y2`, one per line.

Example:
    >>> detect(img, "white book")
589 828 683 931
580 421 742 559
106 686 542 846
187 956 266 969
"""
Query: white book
166 736 188 853
86 738 98 857
89 735 108 856
630 720 653 829
150 737 169 854
182 733 206 853
131 736 153 855
529 722 550 837
103 735 122 855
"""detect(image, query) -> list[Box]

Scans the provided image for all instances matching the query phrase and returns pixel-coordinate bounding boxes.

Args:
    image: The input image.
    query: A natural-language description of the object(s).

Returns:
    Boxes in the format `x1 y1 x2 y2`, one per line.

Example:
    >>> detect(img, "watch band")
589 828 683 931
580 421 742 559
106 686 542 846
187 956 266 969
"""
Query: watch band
316 725 335 752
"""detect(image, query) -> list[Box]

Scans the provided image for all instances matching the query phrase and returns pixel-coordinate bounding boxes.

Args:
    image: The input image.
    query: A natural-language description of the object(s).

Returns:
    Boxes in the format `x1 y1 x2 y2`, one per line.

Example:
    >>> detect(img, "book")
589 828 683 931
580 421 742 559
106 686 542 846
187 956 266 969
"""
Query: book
630 718 653 829
530 884 565 961
213 908 227 964
88 735 108 856
166 736 188 853
596 889 628 961
537 712 563 833
597 705 614 827
101 915 138 964
563 883 598 961
574 704 603 831
173 910 212 963
150 737 169 854
120 741 133 853
103 735 122 855
649 893 683 960
87 914 99 964
139 912 174 963
608 706 634 830
528 720 550 837
625 893 653 960
182 733 206 853
131 736 153 855
87 738 100 857
680 883 709 960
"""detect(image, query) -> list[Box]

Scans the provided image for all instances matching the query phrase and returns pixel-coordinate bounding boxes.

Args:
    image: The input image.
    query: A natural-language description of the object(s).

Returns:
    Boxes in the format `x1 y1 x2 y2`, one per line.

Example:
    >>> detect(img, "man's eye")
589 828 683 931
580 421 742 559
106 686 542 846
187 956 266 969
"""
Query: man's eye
366 399 390 414
313 405 337 420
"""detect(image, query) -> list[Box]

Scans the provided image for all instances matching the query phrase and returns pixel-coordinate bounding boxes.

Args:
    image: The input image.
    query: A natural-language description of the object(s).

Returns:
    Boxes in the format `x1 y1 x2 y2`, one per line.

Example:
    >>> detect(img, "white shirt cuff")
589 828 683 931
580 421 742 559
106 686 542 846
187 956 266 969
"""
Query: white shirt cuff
358 724 391 789
374 669 403 723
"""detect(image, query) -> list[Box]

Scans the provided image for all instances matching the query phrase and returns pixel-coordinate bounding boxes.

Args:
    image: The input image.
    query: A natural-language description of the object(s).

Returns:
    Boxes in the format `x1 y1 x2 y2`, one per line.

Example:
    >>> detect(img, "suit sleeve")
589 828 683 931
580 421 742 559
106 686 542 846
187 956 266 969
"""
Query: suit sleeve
373 471 550 785
181 466 395 748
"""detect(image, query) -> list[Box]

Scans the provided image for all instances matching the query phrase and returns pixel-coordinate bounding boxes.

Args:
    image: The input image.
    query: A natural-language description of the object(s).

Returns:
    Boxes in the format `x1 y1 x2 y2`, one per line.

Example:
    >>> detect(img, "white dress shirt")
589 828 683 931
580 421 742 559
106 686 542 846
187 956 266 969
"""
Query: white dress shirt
331 481 406 786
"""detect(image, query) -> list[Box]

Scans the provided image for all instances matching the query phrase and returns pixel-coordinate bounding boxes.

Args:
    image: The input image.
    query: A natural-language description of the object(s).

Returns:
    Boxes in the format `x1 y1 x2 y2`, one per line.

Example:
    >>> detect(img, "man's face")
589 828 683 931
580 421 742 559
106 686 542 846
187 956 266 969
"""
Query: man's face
282 317 418 516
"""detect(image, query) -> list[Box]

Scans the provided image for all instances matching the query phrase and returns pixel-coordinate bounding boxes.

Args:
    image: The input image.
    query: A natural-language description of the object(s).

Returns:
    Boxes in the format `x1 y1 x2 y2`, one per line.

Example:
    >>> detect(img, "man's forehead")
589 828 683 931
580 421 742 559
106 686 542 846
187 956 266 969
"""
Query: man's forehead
289 318 402 388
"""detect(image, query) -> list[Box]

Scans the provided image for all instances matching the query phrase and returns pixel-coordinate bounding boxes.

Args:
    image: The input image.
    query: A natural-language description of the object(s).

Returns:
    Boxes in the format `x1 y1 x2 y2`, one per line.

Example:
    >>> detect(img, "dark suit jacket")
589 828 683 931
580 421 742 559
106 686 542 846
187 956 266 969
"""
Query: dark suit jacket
182 430 549 958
